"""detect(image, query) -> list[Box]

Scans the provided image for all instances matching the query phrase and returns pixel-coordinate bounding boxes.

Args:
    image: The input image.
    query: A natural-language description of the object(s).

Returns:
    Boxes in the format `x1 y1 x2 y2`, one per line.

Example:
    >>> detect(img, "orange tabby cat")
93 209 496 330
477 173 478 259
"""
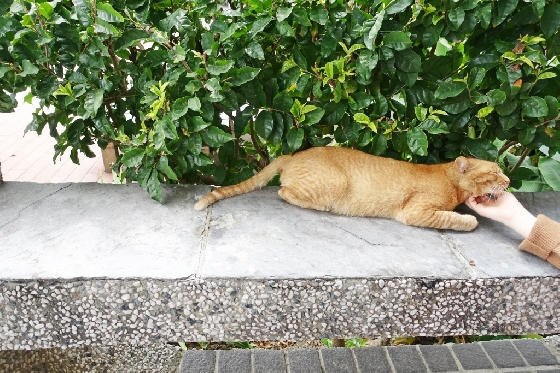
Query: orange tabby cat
194 147 509 231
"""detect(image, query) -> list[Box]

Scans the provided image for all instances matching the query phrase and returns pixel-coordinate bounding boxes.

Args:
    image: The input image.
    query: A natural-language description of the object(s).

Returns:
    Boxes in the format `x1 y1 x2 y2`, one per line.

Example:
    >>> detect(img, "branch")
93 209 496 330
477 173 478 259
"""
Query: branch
103 92 140 103
108 42 127 93
229 116 239 159
498 140 517 156
104 103 120 130
509 147 530 173
259 37 282 74
249 117 268 165
535 115 560 128
212 102 234 120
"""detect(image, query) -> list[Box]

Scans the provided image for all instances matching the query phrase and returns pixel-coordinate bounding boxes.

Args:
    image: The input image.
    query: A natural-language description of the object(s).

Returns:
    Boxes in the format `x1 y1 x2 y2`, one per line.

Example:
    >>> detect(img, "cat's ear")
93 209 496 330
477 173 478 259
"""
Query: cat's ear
455 156 471 173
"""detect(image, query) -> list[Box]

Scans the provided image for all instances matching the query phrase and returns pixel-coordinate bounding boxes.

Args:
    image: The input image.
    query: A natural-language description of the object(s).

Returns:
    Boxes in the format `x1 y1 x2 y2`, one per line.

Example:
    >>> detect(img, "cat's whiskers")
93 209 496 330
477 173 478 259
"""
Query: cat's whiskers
486 182 508 204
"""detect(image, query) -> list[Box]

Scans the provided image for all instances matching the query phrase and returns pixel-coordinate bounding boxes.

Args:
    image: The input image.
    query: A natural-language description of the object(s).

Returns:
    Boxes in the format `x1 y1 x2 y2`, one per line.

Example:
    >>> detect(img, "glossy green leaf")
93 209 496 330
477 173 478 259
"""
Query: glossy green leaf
191 116 211 132
269 112 284 145
521 97 548 117
364 10 384 50
38 3 54 19
146 170 162 202
255 110 274 139
476 3 492 28
495 100 517 116
538 157 560 191
277 7 292 22
494 0 518 26
250 15 272 35
234 106 253 136
394 50 422 72
188 97 201 112
72 0 92 26
276 20 295 37
292 8 311 27
156 116 178 140
84 89 104 117
323 102 347 125
467 67 486 90
386 0 413 15
407 128 428 156
301 108 325 126
201 126 235 147
171 98 189 120
486 89 506 106
272 91 293 112
541 3 560 38
418 119 450 134
157 155 178 181
435 81 466 99
321 35 338 58
19 60 39 77
121 148 145 167
207 60 234 75
477 106 494 118
448 9 465 30
309 7 328 25
356 50 378 81
228 67 260 86
96 3 124 23
246 42 265 60
287 127 304 152
383 32 412 51
114 29 151 51
464 138 497 161
370 133 387 155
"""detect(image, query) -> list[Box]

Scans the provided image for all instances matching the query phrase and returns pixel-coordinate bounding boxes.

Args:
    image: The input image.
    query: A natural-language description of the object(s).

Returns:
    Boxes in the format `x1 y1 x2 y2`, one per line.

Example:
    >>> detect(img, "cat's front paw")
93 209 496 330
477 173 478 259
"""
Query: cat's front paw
460 215 478 231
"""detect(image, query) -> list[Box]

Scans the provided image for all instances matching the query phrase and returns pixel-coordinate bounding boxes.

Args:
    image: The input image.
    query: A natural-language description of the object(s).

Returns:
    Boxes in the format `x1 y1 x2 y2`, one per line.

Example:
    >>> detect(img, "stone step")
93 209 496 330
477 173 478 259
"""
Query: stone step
1 183 559 350
179 339 560 373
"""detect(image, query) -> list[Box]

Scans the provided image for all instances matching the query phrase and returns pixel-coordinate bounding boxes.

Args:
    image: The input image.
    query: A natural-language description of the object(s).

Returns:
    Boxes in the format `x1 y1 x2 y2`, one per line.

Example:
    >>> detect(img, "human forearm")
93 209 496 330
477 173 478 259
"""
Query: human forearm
503 206 537 239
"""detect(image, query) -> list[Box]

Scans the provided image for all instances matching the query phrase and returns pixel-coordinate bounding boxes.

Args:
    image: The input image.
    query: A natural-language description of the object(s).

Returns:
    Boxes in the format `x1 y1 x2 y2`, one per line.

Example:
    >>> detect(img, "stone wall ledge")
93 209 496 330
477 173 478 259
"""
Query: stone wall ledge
0 182 559 350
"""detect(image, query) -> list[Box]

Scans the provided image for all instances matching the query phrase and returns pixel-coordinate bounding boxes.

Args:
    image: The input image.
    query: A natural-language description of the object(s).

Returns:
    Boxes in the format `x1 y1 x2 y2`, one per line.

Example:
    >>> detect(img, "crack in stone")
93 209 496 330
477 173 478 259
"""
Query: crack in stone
438 230 478 279
0 183 73 230
196 203 213 278
328 219 399 247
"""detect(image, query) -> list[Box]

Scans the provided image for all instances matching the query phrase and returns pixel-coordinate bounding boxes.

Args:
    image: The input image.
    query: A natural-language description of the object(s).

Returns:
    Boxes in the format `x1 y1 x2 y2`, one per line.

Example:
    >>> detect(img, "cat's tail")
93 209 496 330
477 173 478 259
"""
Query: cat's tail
194 155 292 211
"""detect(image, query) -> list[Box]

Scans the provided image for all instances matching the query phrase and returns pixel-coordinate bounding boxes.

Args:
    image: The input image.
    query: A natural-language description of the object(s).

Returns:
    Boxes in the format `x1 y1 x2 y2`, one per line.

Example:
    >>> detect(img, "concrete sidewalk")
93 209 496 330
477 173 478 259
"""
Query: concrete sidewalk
0 97 112 183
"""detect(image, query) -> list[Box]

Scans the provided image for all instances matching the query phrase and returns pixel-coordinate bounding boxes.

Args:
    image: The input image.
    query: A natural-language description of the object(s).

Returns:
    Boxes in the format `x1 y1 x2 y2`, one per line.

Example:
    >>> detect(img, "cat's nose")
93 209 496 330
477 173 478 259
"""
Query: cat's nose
504 176 510 186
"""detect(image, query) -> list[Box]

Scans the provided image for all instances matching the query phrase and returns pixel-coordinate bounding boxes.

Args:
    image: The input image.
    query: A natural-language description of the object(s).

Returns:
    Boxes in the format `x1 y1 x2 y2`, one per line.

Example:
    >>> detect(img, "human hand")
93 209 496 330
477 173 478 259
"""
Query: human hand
464 192 536 238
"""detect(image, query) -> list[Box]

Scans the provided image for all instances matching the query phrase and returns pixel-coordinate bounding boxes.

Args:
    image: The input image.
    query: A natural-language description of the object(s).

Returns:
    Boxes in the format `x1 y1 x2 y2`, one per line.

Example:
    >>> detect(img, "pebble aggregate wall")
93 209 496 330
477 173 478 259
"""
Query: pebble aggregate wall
1 276 559 350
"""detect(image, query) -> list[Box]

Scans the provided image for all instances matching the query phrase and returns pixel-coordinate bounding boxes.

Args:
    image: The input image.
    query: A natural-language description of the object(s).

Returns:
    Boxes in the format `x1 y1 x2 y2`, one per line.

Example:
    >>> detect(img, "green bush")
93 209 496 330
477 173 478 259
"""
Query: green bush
1 0 559 200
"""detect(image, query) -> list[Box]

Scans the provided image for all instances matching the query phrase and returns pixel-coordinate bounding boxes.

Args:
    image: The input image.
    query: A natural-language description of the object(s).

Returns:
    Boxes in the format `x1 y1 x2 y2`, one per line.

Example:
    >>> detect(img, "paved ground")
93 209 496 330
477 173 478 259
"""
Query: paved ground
1 338 558 373
0 93 112 183
180 340 560 373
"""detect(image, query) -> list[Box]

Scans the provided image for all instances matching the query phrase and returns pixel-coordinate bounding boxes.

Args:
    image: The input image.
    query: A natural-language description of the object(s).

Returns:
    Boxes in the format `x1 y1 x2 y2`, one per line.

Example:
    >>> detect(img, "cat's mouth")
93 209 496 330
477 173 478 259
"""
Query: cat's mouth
474 192 502 204
475 184 507 204
485 192 500 201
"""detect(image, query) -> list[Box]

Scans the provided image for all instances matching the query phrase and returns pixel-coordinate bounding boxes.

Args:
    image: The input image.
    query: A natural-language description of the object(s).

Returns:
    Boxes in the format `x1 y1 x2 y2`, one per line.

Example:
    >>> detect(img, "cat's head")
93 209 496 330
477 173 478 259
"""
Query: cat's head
455 156 510 202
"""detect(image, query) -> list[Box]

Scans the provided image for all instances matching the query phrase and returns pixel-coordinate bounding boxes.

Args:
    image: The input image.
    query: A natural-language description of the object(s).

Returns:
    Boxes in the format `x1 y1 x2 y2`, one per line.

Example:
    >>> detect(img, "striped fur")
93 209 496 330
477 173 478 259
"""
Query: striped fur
194 155 292 211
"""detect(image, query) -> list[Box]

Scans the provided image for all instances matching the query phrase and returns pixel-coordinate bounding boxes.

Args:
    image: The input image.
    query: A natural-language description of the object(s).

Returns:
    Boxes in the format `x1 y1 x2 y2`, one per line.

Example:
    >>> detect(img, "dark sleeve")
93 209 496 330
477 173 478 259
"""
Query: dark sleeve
519 215 560 269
